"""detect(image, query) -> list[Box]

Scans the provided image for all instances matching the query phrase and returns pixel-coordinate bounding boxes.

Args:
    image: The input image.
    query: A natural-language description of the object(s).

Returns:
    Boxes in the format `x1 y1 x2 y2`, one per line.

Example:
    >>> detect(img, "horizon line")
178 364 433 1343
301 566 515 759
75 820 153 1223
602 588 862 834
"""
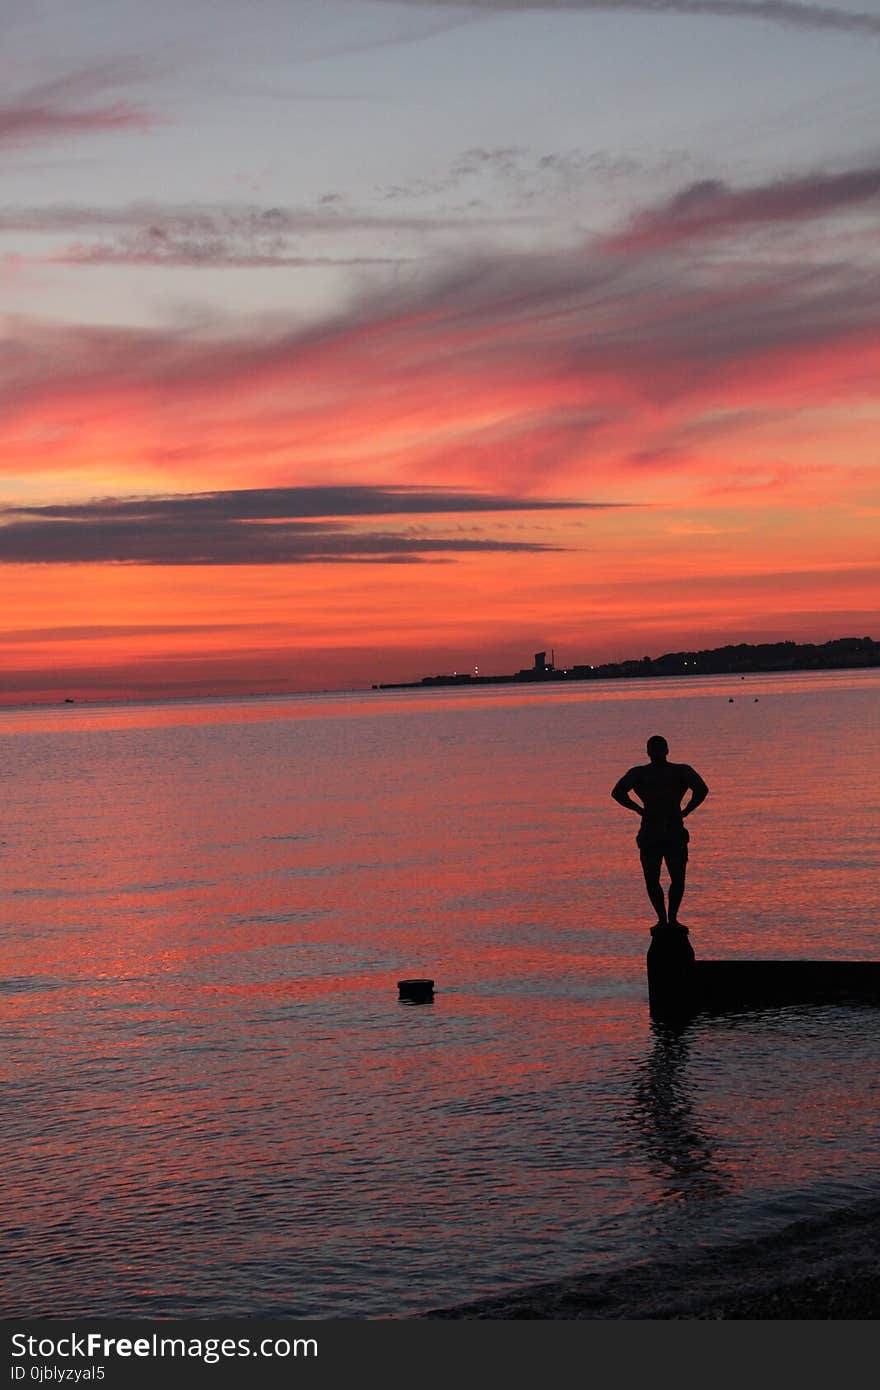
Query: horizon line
1 631 876 713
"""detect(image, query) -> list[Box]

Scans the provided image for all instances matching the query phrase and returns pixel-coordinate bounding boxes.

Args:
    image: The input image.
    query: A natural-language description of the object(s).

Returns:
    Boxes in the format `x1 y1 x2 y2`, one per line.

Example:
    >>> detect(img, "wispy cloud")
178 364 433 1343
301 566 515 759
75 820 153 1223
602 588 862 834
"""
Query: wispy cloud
0 199 521 268
2 159 878 503
379 0 880 39
607 164 880 250
0 623 254 643
0 486 604 565
0 200 508 235
55 236 404 270
0 61 153 148
285 6 491 65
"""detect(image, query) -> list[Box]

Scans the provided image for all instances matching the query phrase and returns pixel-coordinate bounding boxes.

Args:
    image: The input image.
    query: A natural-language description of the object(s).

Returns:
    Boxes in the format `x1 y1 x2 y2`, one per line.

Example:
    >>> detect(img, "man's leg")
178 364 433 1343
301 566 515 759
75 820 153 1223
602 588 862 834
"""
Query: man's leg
666 848 687 926
639 849 667 926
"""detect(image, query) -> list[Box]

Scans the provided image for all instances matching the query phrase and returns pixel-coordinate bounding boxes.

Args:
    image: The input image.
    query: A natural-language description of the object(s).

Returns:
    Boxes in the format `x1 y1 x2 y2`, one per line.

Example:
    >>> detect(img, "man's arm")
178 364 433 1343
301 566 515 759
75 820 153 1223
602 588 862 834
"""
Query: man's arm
682 767 708 818
611 769 643 815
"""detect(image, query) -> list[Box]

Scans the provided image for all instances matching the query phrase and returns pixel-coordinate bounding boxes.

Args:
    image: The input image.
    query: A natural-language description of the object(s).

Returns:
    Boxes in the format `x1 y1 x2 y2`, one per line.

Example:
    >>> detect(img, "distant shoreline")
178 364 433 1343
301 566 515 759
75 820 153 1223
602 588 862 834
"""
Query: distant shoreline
3 638 878 712
375 637 880 691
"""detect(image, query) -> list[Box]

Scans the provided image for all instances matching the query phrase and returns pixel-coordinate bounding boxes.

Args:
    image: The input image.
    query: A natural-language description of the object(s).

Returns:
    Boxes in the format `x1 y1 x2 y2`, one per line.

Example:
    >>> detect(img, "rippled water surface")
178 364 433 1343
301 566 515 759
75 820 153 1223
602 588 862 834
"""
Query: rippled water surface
2 670 879 1315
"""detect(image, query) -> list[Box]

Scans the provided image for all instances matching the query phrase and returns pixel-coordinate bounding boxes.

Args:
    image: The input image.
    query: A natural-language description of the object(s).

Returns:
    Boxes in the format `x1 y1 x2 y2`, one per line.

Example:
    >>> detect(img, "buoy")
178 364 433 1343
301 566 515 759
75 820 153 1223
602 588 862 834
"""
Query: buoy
398 977 434 1003
728 697 734 702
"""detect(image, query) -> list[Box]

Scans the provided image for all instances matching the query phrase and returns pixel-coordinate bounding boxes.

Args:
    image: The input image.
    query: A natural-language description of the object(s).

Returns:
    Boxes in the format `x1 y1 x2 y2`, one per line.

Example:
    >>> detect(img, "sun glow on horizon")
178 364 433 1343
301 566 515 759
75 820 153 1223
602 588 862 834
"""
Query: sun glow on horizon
1 2 878 701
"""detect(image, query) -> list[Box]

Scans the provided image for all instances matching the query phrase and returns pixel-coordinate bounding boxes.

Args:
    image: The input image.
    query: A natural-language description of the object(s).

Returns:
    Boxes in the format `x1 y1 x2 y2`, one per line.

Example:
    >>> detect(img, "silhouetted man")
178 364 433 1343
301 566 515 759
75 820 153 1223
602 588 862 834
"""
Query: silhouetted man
611 736 708 929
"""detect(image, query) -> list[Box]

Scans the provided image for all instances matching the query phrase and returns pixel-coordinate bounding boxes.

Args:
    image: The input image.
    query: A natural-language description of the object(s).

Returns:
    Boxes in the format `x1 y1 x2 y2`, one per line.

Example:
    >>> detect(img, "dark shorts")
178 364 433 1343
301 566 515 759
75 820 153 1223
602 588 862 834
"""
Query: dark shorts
637 823 689 873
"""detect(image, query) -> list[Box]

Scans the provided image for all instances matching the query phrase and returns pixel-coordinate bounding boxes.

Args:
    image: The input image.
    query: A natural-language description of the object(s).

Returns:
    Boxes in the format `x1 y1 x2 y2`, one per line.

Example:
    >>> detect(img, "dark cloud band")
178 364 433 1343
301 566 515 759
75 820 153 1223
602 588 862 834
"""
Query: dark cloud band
0 485 608 565
609 165 880 250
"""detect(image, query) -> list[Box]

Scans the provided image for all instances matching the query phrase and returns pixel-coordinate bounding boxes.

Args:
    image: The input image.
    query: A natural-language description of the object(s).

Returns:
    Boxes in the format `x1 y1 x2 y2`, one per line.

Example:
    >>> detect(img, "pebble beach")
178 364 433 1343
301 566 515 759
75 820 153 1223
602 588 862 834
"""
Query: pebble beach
431 1197 880 1319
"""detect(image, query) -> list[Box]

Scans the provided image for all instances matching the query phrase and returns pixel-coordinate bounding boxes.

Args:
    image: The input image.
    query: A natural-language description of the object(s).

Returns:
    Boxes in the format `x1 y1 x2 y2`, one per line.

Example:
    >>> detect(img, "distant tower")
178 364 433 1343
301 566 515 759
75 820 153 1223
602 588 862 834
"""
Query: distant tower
534 651 547 673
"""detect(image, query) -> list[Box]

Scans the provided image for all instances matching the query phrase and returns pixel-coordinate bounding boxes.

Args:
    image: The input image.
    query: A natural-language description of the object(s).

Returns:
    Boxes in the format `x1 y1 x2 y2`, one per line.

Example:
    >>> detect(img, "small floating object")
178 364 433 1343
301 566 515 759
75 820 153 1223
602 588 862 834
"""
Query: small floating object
397 977 434 1003
728 697 734 702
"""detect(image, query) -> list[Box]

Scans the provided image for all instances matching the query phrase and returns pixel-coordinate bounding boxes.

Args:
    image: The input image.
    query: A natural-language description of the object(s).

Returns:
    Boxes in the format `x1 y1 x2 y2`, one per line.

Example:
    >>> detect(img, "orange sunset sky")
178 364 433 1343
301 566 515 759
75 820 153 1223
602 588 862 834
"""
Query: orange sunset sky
2 0 878 703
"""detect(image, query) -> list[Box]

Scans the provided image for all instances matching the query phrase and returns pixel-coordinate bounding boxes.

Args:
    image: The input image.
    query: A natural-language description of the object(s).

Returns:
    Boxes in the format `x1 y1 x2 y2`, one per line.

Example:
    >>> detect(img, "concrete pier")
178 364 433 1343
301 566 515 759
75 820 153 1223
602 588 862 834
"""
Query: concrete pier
646 930 880 1017
694 959 880 1011
646 925 696 1018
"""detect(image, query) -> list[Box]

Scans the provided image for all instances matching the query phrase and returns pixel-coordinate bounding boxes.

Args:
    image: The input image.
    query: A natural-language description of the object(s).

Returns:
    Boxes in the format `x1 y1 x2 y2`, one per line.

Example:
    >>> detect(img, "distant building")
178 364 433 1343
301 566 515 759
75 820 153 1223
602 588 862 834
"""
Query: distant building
515 650 557 680
375 635 879 692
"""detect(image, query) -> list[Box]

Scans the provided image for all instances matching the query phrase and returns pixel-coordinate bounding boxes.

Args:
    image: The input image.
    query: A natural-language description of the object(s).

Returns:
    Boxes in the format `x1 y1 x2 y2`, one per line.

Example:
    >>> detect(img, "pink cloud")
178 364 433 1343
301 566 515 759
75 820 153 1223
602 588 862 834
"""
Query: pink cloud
0 62 153 147
2 157 878 507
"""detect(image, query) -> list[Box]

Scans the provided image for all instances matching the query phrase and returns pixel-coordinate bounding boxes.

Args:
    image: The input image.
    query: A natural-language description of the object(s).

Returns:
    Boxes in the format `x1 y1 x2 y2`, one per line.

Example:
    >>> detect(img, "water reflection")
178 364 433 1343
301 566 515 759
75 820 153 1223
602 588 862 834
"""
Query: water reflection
3 673 878 1315
630 1020 728 1204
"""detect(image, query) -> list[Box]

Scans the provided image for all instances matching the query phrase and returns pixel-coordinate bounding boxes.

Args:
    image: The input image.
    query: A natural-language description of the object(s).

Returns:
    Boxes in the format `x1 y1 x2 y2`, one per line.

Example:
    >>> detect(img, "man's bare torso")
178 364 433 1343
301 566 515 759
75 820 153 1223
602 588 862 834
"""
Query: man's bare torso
622 761 701 831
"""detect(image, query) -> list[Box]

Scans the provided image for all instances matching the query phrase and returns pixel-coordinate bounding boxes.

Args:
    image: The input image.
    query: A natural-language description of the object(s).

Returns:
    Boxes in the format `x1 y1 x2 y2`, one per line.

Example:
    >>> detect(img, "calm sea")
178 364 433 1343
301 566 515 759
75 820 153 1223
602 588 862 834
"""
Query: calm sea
1 669 878 1317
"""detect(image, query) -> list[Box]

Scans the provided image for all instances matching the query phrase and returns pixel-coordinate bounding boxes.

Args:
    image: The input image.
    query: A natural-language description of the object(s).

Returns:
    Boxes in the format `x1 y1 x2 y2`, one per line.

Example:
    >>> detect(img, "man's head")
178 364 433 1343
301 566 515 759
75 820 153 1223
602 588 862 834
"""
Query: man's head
646 735 668 762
